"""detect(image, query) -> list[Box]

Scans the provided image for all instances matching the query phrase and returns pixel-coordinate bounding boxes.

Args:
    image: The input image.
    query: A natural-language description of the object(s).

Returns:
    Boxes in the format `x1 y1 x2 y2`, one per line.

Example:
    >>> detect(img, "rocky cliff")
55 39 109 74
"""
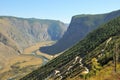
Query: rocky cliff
40 10 120 54
0 16 67 53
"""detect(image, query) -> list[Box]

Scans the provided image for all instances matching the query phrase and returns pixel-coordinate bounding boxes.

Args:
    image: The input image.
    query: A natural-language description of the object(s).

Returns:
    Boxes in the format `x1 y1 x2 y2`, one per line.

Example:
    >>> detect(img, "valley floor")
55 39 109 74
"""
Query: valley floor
0 41 55 80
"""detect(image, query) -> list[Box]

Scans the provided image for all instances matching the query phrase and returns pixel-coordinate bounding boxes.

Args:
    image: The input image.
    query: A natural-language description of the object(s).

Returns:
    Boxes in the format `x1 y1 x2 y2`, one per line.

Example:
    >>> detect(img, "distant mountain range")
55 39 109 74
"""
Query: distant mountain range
0 16 67 70
0 16 67 52
40 10 120 54
21 15 120 80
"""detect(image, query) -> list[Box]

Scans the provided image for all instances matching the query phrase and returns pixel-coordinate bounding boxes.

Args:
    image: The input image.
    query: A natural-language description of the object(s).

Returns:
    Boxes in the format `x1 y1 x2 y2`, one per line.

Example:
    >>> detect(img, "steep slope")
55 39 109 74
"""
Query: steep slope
0 31 21 60
21 16 120 80
0 16 67 51
0 16 67 79
40 9 120 54
0 40 18 69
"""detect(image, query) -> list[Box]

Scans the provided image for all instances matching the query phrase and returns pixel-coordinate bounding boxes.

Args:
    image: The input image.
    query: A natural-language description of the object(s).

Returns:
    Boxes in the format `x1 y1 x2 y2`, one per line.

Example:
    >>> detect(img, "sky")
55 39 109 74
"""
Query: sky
0 0 120 23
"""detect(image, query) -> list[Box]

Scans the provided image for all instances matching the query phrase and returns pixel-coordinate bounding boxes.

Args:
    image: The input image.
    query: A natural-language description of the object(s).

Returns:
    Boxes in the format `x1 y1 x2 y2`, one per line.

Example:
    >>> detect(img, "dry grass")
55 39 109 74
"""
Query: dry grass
0 41 55 73
88 62 120 80
0 42 17 72
9 55 42 68
0 55 42 74
64 62 120 80
23 41 55 54
23 41 56 60
0 41 55 80
0 54 43 80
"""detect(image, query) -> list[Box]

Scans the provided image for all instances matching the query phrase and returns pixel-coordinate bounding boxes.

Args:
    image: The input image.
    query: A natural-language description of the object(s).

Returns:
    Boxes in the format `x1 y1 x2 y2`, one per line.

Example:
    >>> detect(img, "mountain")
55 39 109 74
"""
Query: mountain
40 10 120 54
0 31 20 64
0 16 68 79
0 16 67 52
21 16 120 80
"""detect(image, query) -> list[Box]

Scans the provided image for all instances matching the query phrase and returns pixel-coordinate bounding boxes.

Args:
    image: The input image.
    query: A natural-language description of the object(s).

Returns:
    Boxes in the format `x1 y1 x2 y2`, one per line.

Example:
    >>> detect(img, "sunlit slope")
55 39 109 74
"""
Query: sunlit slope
21 16 120 80
40 10 120 54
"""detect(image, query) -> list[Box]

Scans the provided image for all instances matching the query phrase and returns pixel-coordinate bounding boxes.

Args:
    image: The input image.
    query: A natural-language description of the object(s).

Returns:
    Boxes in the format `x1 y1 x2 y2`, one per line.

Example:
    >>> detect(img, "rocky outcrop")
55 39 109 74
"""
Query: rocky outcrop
40 10 120 54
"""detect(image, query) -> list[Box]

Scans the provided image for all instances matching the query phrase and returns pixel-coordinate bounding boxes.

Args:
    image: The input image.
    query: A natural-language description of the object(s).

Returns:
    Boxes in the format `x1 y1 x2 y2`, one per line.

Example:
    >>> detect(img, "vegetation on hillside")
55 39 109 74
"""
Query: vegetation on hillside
21 16 120 80
40 10 120 54
0 16 67 79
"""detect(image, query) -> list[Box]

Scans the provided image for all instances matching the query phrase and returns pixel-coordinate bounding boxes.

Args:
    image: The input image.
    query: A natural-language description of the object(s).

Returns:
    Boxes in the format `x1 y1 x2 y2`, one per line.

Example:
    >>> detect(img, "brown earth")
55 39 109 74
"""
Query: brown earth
0 41 55 80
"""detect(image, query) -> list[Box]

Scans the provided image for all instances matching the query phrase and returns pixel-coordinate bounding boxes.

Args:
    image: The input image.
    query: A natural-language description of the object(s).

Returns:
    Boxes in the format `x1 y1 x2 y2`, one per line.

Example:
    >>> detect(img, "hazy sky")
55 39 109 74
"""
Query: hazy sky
0 0 120 23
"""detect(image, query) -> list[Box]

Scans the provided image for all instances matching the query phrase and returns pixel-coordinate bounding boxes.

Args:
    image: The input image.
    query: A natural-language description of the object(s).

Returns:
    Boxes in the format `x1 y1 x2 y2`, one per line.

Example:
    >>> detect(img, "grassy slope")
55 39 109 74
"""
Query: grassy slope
40 10 120 54
88 62 120 80
67 62 120 80
21 16 120 80
66 35 120 80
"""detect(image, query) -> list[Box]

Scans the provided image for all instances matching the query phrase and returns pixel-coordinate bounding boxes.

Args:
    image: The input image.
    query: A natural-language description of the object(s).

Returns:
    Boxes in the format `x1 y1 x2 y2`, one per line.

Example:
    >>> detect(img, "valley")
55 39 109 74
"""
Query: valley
23 41 55 60
40 10 120 54
21 15 120 80
0 8 120 80
0 16 68 80
0 0 120 80
0 41 55 80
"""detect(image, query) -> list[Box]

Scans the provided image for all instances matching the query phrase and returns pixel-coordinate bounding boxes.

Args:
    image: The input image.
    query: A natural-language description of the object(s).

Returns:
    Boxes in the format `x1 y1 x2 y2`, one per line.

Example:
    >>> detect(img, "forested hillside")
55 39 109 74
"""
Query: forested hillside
21 16 120 80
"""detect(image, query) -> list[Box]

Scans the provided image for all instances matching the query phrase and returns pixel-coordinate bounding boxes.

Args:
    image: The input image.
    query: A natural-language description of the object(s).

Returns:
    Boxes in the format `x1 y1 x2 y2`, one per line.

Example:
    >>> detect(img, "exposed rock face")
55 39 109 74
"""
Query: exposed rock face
40 10 120 54
0 17 68 76
21 16 120 80
0 16 67 52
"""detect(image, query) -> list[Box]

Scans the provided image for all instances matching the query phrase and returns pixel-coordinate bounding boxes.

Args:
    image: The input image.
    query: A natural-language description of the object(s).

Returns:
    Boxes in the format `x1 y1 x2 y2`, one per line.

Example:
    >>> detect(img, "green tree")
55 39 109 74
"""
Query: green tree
90 58 102 75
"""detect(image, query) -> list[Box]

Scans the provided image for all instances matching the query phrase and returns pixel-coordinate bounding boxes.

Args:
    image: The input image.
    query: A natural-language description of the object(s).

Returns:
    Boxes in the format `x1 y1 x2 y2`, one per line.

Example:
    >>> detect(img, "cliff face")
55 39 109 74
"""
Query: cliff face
40 10 120 54
0 16 68 79
0 16 67 51
21 16 120 80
